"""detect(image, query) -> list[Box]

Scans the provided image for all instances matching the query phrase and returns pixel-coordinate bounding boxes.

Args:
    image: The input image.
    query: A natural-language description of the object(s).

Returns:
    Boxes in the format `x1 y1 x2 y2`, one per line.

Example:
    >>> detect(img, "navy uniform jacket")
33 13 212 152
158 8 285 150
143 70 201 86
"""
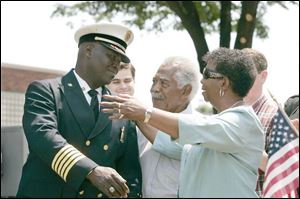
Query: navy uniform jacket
17 69 142 198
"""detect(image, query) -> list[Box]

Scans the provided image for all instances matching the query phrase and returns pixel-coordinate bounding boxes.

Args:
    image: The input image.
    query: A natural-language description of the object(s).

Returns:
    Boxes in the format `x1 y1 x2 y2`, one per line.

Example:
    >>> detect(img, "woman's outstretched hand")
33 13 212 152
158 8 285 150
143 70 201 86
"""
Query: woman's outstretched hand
101 94 147 122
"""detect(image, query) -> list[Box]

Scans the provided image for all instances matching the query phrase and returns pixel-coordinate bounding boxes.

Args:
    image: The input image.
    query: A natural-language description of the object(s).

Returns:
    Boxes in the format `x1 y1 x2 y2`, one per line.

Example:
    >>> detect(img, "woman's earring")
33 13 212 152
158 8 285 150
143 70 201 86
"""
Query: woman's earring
219 89 224 97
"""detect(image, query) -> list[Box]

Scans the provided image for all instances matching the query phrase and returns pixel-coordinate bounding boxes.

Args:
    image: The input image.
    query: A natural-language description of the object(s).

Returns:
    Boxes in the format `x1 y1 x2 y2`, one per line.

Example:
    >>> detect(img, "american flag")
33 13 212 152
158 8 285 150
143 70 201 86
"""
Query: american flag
262 107 299 198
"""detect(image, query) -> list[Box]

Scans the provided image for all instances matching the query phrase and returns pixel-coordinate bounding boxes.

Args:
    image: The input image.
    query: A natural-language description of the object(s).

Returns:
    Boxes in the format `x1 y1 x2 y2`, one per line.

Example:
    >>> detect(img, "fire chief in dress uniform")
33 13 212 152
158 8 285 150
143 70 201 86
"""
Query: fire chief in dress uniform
17 23 142 198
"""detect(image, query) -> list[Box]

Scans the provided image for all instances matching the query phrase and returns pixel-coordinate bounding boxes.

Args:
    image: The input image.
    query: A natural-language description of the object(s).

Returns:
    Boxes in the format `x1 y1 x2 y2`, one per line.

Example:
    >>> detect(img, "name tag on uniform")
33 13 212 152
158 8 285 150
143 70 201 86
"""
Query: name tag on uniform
120 126 125 143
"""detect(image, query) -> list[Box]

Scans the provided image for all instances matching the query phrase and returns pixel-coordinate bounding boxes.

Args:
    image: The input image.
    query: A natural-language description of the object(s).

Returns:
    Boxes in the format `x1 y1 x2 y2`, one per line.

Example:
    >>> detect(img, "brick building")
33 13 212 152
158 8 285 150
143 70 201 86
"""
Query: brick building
1 63 65 127
1 63 65 198
1 63 66 197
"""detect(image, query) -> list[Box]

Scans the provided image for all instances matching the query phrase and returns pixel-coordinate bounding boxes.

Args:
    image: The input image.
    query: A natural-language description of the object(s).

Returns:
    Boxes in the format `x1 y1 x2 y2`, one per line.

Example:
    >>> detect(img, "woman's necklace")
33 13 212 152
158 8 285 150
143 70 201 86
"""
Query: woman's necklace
229 100 244 108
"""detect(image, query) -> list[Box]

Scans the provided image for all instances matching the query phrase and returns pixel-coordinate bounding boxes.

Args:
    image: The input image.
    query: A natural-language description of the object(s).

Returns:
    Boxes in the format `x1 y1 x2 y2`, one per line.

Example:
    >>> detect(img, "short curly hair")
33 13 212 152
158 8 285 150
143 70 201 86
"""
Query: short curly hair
203 47 257 97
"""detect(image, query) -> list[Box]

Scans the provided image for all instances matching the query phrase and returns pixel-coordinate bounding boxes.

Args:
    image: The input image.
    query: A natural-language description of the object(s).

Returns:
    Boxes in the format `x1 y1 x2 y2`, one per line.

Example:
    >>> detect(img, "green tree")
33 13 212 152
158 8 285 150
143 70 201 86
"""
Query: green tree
52 1 298 72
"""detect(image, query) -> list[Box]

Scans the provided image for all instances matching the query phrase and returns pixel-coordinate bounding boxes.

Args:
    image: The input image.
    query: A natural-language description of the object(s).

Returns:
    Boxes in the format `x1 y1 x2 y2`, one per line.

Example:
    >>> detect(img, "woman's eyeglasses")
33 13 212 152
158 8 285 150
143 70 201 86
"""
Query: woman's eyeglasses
203 68 224 79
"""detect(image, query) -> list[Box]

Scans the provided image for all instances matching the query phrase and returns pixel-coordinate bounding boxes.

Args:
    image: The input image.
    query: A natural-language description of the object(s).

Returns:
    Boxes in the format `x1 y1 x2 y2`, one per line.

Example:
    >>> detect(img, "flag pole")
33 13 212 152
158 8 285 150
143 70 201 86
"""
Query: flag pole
267 89 299 135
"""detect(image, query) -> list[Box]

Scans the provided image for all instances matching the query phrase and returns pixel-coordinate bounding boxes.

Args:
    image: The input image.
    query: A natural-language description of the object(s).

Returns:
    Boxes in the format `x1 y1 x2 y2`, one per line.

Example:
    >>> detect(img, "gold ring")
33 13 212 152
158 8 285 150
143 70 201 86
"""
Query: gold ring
109 186 115 193
118 114 124 119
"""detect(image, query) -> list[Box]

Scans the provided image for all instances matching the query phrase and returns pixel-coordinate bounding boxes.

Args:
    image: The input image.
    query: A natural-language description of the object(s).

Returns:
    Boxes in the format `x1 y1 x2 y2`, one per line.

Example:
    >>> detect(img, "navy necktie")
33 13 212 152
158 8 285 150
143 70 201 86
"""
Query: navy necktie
88 89 99 121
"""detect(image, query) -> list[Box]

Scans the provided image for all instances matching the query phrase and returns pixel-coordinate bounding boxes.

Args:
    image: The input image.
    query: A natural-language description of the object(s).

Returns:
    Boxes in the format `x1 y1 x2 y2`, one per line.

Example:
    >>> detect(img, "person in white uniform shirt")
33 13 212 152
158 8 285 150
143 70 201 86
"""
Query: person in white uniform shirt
108 57 200 197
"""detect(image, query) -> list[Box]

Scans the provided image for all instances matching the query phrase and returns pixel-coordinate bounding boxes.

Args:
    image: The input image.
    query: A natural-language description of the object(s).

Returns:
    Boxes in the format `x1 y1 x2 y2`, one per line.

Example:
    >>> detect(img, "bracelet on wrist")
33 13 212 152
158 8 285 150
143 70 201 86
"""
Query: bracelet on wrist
144 107 153 123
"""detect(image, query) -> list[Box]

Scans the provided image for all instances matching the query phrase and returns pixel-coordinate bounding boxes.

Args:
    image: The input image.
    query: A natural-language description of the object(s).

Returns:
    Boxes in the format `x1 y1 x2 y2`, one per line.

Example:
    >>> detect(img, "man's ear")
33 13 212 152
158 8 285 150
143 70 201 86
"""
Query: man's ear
182 84 192 98
259 70 268 83
84 43 94 58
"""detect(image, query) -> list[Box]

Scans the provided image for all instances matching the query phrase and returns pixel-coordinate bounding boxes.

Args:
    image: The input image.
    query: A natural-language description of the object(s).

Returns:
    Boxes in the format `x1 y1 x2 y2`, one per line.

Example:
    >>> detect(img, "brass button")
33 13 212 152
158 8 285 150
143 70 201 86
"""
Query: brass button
103 144 109 151
97 193 103 198
85 140 91 146
79 190 84 195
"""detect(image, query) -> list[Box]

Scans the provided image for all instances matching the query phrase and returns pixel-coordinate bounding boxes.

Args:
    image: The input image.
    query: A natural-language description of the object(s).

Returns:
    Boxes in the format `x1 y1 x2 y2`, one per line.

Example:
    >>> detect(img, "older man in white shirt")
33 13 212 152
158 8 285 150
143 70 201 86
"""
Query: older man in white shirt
136 56 200 197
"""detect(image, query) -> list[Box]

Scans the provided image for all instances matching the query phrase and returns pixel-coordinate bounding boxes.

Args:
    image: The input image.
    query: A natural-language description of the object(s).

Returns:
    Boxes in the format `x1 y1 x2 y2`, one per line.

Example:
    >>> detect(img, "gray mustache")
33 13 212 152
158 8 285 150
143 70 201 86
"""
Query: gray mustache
151 92 165 100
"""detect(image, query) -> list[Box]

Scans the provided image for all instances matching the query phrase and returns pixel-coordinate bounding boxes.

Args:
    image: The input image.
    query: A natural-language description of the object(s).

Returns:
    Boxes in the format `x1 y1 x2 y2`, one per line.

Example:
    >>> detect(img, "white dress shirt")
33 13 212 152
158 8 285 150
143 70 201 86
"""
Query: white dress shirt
73 70 102 106
137 104 194 198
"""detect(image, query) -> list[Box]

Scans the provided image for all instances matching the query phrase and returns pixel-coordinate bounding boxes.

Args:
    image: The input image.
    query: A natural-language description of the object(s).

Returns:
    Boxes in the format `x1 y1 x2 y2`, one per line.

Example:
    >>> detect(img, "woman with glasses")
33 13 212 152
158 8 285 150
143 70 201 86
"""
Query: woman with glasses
101 48 264 197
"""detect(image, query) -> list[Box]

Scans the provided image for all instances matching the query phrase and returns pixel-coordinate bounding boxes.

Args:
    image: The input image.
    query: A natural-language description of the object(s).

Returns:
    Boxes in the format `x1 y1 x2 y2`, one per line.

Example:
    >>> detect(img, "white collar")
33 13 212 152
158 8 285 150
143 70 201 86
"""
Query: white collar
73 70 102 95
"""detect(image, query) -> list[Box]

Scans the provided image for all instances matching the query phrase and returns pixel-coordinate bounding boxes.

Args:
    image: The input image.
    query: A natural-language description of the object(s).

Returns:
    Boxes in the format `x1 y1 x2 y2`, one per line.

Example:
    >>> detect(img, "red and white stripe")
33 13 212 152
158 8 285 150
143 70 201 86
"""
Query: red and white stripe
263 138 299 198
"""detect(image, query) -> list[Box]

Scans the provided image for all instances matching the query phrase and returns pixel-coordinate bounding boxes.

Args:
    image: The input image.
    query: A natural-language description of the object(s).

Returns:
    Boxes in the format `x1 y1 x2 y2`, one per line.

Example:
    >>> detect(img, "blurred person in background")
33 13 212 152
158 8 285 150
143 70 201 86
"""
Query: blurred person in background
243 48 279 196
284 94 299 134
107 62 135 96
284 94 299 121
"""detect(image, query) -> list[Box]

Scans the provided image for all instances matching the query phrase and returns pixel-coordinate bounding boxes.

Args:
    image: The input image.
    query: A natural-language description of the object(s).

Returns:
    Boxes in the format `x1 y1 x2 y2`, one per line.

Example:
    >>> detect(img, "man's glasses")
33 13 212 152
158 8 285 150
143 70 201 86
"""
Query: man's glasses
203 68 224 79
